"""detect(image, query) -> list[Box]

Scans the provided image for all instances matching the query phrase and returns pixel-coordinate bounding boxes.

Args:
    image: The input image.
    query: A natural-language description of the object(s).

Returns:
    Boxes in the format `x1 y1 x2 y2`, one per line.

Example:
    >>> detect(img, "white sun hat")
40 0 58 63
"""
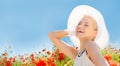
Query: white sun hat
67 5 109 50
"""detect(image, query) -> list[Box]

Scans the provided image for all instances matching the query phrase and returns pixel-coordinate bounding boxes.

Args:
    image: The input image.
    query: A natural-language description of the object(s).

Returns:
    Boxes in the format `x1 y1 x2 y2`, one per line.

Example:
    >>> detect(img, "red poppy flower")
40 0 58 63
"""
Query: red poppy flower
2 52 8 56
35 58 47 66
30 53 34 62
6 60 12 66
42 49 46 52
58 53 65 61
47 51 51 55
47 57 56 66
104 55 117 66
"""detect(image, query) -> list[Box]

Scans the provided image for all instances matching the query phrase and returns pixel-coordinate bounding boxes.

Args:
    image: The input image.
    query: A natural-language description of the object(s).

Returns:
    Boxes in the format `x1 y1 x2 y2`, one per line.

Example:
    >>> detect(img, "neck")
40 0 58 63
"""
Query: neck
79 38 91 50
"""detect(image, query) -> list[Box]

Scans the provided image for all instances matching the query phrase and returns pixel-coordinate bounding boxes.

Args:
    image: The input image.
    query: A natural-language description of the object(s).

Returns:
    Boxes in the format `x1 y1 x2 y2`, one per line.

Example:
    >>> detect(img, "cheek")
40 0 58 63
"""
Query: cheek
85 27 92 32
85 28 94 35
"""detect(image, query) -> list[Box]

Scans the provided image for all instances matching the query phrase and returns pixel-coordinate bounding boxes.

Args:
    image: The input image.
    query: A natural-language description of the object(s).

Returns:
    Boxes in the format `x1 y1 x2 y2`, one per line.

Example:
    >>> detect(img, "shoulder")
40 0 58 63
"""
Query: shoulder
85 41 100 51
85 41 100 56
85 41 108 66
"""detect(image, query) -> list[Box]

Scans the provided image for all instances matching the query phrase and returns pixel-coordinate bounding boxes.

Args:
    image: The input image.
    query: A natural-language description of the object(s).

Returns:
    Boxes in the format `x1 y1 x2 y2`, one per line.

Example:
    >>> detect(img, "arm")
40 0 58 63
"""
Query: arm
48 30 77 60
86 41 108 66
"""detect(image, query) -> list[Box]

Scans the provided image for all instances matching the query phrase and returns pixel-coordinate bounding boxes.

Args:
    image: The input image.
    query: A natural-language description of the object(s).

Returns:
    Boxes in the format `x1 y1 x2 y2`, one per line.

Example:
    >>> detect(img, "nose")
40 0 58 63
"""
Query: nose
76 24 84 30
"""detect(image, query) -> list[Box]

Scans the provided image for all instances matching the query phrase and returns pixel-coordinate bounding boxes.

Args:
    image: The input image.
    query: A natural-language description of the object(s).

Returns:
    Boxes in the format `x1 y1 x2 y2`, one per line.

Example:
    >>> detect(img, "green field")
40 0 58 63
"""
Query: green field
0 45 120 66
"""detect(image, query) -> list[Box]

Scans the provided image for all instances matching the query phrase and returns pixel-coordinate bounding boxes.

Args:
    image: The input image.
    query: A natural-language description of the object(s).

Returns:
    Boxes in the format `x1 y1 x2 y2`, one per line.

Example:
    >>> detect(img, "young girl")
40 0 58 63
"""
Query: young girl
48 5 109 66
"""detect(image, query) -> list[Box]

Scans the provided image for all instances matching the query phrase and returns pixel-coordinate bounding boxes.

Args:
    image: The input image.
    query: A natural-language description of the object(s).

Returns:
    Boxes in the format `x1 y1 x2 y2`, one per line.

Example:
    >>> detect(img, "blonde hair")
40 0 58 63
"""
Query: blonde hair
83 15 98 31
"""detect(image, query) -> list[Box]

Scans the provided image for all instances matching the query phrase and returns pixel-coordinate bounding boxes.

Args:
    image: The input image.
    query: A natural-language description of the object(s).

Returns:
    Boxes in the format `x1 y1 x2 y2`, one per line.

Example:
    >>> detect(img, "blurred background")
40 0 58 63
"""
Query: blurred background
0 0 120 56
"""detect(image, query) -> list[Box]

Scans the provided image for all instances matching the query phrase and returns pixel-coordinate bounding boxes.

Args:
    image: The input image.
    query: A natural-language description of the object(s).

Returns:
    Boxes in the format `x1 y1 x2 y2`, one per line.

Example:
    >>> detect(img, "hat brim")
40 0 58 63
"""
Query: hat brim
67 5 109 50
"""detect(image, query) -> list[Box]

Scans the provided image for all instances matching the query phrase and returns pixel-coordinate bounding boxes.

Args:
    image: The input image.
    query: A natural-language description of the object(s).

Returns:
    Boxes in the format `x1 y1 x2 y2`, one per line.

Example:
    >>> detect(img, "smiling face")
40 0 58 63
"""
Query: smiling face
75 15 98 41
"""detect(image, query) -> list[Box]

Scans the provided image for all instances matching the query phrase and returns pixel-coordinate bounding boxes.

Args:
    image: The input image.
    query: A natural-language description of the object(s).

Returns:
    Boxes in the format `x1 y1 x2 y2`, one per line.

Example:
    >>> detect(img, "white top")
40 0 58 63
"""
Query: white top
74 49 95 66
74 49 110 66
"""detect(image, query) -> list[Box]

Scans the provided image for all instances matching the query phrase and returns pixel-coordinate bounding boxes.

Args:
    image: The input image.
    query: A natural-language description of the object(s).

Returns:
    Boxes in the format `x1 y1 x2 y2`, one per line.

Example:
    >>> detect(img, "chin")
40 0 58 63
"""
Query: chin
77 35 84 38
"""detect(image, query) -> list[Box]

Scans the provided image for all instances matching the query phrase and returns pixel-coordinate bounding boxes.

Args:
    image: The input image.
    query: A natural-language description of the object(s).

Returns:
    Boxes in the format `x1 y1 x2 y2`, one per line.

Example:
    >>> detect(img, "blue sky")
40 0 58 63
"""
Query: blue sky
0 0 120 56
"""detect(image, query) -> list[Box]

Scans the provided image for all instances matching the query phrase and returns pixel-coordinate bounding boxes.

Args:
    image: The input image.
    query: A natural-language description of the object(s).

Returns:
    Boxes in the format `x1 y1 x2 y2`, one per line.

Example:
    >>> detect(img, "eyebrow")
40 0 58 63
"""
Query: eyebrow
79 21 89 24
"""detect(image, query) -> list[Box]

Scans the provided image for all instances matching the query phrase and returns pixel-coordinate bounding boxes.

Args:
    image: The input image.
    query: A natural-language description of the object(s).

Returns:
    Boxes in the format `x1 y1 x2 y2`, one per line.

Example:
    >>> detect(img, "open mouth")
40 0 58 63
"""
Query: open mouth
77 30 84 34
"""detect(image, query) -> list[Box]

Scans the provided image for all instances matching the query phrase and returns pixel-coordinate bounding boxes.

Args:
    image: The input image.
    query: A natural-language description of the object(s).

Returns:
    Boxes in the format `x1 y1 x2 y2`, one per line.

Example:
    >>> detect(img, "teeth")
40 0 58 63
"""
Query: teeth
77 31 83 33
